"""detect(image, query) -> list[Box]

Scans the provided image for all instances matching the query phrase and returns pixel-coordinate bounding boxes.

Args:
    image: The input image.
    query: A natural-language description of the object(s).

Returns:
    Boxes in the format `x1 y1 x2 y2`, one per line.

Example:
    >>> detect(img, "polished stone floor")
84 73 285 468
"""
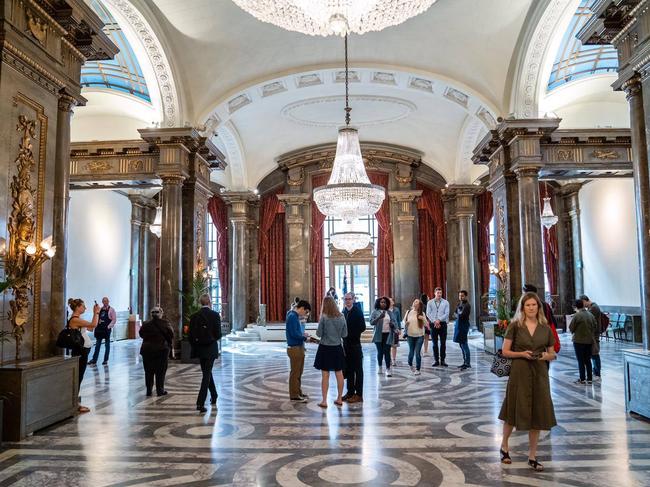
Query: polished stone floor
1 334 649 486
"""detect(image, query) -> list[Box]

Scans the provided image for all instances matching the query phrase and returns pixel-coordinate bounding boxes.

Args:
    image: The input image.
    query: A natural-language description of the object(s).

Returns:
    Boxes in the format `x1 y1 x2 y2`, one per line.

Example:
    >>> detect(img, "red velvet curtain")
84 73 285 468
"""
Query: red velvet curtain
311 174 330 319
416 183 446 297
540 184 559 295
477 191 494 296
368 172 392 298
207 195 229 305
259 189 286 321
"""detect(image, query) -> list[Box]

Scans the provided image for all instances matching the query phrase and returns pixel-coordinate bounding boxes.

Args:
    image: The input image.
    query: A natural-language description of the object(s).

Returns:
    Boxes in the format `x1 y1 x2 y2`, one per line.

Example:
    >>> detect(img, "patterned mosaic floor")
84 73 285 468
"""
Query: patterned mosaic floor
1 334 650 486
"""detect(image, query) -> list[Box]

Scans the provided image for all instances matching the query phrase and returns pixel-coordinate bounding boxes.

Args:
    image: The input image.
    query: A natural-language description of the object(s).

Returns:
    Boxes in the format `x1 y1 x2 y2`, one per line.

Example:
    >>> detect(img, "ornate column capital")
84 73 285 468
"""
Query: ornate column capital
388 190 422 222
277 193 310 224
513 164 542 179
221 191 259 221
57 92 77 113
442 185 483 216
556 182 584 197
160 174 185 185
623 75 642 100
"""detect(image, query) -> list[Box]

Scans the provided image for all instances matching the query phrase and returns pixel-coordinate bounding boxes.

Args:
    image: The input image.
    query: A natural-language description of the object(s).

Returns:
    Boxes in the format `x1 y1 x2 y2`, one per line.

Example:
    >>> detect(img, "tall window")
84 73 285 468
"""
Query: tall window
323 215 378 317
488 216 497 314
206 213 222 312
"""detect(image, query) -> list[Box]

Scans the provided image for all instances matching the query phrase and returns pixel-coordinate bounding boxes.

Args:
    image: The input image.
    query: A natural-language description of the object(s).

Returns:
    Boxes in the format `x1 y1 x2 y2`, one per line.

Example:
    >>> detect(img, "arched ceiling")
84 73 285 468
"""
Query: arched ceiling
79 0 545 188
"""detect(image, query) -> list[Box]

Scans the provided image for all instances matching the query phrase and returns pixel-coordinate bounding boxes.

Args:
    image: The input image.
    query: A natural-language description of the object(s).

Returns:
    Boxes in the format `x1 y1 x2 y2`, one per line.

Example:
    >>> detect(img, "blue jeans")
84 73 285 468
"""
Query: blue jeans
407 336 424 370
91 335 110 363
592 354 601 376
459 342 470 366
375 332 391 368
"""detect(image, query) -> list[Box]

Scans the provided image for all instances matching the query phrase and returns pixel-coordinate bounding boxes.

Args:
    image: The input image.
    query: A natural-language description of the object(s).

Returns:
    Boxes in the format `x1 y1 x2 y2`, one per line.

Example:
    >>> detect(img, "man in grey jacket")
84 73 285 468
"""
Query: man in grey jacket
426 287 450 367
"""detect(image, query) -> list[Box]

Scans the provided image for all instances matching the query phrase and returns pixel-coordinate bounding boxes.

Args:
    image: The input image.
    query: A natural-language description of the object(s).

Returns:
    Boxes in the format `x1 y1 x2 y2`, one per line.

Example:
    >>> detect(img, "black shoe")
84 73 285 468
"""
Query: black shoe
197 405 207 413
459 364 469 370
432 361 440 367
146 390 152 397
87 361 96 366
441 361 449 367
157 390 168 396
102 361 108 365
210 397 217 405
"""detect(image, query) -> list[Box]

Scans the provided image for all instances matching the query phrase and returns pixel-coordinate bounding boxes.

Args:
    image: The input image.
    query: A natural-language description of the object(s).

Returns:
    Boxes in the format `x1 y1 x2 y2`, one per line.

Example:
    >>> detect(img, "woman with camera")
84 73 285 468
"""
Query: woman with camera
498 291 557 472
67 298 100 413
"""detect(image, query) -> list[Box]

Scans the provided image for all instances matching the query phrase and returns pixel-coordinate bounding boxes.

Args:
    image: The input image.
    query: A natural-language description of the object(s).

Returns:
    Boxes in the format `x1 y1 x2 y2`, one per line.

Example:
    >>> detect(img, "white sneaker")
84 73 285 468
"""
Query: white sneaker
410 366 415 373
386 369 392 377
414 370 421 376
377 366 383 375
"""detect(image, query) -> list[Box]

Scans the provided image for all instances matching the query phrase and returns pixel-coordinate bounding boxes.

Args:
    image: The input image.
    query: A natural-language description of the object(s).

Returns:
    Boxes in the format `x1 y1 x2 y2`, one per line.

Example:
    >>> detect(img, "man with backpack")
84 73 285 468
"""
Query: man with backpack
189 293 222 412
580 295 603 380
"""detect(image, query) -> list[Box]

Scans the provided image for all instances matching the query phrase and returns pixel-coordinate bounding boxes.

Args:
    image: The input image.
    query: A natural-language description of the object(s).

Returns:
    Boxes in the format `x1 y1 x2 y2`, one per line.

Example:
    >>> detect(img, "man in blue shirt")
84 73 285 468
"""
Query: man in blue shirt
286 300 312 402
426 287 450 367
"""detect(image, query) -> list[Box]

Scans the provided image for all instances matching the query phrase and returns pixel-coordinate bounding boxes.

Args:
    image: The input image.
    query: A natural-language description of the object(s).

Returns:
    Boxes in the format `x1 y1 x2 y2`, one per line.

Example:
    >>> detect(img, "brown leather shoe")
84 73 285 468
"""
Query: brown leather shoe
348 394 363 403
341 393 352 401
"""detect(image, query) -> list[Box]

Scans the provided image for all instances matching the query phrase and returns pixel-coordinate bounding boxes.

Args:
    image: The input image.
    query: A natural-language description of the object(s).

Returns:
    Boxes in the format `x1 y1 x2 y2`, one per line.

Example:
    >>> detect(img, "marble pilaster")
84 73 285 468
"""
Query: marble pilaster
556 183 583 313
49 93 75 349
277 193 310 306
128 195 144 317
388 190 422 309
223 191 258 331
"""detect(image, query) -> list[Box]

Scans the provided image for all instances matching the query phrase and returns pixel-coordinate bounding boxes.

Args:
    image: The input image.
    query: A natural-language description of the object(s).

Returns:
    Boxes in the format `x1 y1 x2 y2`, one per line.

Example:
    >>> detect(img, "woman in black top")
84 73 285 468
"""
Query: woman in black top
420 293 431 356
140 307 174 396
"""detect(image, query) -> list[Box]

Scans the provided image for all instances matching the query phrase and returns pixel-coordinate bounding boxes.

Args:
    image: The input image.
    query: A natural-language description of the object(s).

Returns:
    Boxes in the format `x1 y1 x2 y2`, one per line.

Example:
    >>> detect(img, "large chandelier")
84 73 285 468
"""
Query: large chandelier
231 0 437 37
313 36 385 225
331 221 372 254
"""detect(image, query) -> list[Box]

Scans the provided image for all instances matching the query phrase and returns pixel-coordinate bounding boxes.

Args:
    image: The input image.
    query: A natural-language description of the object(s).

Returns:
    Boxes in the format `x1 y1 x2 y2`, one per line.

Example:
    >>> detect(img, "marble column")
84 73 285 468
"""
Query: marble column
224 192 257 331
159 175 184 344
389 190 422 309
444 186 480 326
49 93 75 349
128 196 144 317
625 76 650 350
146 209 159 313
514 165 545 297
561 183 584 300
137 200 157 318
277 193 310 306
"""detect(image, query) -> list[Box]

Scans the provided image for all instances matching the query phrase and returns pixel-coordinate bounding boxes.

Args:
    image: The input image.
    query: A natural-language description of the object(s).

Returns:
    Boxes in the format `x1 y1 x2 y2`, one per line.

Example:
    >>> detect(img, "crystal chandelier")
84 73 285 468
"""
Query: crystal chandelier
231 0 437 37
313 35 385 227
150 207 162 238
331 221 372 254
540 183 558 229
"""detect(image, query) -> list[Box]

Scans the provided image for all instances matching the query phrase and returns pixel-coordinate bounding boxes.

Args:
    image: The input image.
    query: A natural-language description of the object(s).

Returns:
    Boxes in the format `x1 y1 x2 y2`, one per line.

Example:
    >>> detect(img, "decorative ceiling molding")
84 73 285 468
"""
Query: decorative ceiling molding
228 93 252 113
456 116 486 183
335 70 360 83
280 95 416 128
103 0 181 127
476 106 497 129
261 81 287 97
296 73 323 88
372 71 397 85
409 77 434 92
217 121 247 189
444 87 469 108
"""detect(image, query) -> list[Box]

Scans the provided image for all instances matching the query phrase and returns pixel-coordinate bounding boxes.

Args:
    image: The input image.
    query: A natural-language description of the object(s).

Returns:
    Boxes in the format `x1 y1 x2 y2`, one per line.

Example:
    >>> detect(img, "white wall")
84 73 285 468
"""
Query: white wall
580 179 640 307
67 190 131 318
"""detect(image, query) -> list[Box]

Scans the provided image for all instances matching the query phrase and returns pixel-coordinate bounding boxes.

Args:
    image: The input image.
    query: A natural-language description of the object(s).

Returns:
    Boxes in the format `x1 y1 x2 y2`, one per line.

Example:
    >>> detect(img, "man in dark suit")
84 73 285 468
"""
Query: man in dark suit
342 292 366 403
189 293 222 413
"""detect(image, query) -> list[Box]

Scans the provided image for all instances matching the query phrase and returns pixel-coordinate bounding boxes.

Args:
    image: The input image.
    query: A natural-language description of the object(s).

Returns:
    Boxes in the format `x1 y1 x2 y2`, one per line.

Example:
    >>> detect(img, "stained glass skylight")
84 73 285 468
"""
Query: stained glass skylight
81 0 150 102
547 0 618 91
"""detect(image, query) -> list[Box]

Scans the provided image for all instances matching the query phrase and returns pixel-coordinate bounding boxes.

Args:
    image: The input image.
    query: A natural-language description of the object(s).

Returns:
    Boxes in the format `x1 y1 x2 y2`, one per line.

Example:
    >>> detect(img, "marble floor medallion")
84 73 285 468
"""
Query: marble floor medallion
1 335 649 486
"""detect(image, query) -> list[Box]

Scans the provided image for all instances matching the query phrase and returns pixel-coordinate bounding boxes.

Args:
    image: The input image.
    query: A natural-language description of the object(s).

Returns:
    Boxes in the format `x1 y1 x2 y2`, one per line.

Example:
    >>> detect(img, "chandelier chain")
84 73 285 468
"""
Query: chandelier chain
344 34 351 126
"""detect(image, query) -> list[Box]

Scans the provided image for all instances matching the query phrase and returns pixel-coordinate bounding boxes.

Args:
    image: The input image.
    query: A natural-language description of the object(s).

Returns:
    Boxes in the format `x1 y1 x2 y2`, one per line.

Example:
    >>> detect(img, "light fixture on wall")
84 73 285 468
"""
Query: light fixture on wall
541 182 558 230
313 35 384 225
231 0 437 37
150 207 162 238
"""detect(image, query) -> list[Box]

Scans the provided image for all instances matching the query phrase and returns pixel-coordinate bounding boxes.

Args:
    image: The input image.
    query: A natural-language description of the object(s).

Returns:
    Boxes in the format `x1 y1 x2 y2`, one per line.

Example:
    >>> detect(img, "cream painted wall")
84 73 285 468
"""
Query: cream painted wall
67 190 131 318
580 179 640 307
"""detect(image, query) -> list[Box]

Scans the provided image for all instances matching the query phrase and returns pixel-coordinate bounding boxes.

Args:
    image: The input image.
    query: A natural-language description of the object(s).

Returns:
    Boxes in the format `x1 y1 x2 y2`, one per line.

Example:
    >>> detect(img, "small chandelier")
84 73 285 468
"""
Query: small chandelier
540 183 558 230
313 35 385 224
331 221 371 254
231 0 437 37
150 207 162 238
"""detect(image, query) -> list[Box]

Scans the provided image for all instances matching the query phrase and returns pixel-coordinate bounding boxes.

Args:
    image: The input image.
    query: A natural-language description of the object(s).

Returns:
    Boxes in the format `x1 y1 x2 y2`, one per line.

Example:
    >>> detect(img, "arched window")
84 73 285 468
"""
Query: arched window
547 0 618 91
81 0 151 102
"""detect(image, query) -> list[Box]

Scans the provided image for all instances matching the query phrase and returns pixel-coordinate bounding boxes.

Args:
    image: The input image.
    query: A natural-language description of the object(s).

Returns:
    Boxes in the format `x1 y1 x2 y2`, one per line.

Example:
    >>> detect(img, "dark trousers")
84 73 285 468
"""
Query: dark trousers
375 332 391 368
407 335 424 370
592 354 601 376
197 357 218 406
573 342 593 381
344 344 363 396
72 347 91 394
459 342 470 366
91 335 110 363
430 322 447 362
142 350 168 394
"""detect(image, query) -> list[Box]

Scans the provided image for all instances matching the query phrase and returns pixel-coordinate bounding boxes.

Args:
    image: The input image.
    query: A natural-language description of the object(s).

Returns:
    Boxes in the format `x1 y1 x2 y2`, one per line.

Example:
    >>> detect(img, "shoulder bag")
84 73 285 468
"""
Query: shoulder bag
490 326 515 377
56 318 84 353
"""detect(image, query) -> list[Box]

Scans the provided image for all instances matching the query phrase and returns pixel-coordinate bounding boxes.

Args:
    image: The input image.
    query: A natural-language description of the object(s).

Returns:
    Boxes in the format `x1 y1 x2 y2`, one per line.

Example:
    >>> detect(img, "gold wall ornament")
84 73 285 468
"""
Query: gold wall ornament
26 10 48 46
86 160 112 173
287 167 305 187
128 159 143 172
556 149 573 161
591 149 619 160
195 204 205 272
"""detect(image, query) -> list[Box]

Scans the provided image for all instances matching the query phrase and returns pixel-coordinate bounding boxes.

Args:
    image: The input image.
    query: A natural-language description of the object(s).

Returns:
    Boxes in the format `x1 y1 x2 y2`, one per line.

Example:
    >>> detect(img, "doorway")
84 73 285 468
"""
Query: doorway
329 247 375 318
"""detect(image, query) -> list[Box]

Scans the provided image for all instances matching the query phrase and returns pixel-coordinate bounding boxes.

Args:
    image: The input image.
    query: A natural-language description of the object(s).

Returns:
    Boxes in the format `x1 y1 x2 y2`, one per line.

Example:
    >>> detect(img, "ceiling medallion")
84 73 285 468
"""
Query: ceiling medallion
313 36 384 253
231 0 437 37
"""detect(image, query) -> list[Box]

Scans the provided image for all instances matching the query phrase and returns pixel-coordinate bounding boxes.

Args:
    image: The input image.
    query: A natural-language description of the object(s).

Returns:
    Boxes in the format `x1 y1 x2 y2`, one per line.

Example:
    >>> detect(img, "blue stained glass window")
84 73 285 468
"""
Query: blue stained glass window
547 0 618 91
81 0 151 102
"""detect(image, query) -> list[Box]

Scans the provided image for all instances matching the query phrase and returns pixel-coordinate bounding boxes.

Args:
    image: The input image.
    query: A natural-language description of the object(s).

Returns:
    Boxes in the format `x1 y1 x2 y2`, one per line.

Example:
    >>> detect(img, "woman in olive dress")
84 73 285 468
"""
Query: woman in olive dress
499 291 557 472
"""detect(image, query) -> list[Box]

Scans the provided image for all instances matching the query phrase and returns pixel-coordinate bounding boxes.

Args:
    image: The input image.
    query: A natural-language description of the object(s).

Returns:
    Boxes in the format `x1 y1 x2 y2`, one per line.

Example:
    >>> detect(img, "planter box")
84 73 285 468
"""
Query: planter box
623 349 650 419
0 356 78 442
482 321 504 355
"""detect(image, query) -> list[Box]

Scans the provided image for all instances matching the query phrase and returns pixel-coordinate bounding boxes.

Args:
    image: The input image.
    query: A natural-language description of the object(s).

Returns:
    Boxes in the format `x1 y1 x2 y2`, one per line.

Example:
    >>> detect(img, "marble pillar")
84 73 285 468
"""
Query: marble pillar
389 190 422 309
561 184 584 302
224 192 257 331
146 212 159 313
129 198 157 319
625 76 650 350
277 194 310 306
159 175 184 343
128 196 144 317
49 93 75 345
514 165 545 297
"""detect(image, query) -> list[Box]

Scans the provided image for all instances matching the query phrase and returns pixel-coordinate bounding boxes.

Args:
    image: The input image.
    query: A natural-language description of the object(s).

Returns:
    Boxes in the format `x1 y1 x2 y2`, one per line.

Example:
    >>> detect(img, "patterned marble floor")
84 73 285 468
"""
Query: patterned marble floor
1 334 649 486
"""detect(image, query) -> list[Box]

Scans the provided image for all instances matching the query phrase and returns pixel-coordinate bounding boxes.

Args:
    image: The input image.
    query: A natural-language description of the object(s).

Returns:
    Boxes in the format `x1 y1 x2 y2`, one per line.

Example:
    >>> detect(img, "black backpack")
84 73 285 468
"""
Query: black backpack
56 318 84 353
191 313 216 346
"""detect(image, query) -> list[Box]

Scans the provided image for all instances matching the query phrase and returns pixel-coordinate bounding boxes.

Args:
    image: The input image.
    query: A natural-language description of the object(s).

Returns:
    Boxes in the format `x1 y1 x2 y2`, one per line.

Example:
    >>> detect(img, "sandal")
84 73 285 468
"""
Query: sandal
528 458 544 471
317 402 328 408
500 449 511 464
334 400 343 407
78 405 90 413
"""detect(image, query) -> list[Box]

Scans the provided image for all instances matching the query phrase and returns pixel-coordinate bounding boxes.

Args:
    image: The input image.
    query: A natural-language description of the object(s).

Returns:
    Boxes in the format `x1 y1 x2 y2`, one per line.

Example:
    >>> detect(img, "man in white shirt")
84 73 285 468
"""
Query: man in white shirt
425 287 450 367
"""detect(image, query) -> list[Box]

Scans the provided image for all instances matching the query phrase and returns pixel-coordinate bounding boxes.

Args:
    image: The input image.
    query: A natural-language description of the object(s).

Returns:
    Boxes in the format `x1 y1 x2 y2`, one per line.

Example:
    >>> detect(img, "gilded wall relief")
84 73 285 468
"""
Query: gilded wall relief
287 167 305 187
556 149 573 161
195 204 205 272
26 10 48 46
128 159 143 172
591 149 619 160
496 200 508 289
86 160 112 173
